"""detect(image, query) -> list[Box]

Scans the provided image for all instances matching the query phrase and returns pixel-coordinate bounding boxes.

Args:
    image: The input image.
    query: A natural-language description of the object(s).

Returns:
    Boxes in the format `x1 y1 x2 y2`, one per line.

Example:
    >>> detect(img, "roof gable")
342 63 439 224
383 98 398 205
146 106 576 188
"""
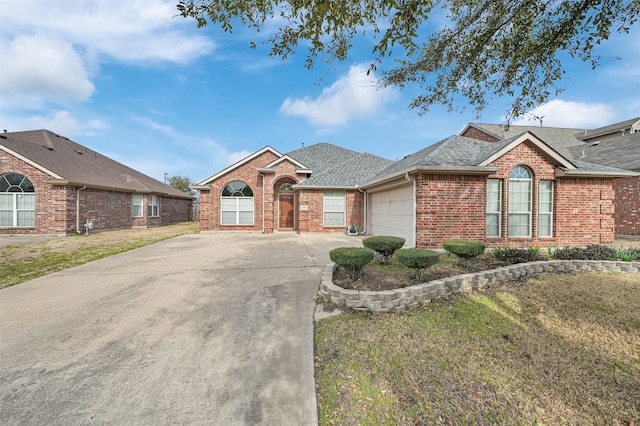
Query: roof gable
478 132 575 169
197 146 283 185
1 130 191 198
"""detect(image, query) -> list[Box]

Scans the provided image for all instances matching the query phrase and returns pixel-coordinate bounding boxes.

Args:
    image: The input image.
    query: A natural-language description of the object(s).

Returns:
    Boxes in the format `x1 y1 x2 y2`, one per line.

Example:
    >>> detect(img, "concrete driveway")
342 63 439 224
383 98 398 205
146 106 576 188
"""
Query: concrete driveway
0 232 361 425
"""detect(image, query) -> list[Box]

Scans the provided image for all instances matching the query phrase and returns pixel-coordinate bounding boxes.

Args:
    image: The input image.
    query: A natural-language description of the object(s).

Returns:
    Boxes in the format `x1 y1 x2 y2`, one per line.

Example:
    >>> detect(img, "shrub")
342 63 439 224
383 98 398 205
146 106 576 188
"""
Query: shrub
395 248 440 281
492 247 546 264
362 236 405 264
617 247 640 262
442 240 485 259
553 244 617 261
329 247 375 280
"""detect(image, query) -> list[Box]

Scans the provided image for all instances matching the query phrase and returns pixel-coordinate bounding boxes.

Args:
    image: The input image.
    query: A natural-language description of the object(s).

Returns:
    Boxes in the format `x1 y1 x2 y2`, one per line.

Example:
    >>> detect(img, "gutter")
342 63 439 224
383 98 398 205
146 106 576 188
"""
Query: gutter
555 168 640 178
45 179 192 199
360 165 499 190
76 185 86 234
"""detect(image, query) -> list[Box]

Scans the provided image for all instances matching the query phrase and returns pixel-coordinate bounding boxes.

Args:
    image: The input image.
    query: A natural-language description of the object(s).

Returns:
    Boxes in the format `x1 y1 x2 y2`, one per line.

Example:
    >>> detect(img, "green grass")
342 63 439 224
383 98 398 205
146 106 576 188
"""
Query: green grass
315 272 640 425
0 222 199 288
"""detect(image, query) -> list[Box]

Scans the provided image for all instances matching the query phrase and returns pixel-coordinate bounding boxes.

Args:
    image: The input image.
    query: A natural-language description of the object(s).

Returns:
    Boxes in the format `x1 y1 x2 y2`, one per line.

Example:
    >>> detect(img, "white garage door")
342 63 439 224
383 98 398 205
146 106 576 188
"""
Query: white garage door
369 184 415 247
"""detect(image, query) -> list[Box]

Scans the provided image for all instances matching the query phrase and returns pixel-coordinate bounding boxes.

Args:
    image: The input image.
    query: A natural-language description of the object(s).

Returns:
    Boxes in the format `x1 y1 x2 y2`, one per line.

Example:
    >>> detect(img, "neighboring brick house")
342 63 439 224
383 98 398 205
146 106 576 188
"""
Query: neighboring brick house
463 117 640 236
192 143 393 234
195 133 635 249
1 130 193 235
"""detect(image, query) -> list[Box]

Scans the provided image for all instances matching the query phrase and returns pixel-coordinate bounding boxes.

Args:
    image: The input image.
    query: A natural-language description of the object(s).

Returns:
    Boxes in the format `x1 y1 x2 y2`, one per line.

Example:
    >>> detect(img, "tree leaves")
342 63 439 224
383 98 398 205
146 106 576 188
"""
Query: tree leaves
177 0 639 119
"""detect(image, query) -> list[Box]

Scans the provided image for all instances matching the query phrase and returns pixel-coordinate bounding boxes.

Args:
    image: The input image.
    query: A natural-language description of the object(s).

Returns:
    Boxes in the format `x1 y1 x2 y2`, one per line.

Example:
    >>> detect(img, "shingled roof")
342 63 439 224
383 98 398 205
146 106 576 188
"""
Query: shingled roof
363 132 636 187
287 143 394 188
0 130 191 198
463 123 587 157
568 133 640 171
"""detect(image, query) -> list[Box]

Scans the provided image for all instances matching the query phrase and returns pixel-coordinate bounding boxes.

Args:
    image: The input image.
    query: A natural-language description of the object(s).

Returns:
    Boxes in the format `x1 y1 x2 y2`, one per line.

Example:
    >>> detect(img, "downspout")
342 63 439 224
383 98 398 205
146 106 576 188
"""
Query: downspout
258 172 265 233
357 185 367 235
76 185 87 233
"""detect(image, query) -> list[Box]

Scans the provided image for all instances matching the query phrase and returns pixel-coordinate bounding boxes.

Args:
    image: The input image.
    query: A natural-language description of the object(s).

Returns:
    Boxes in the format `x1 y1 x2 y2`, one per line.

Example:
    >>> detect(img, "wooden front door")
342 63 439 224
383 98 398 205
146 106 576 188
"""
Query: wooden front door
279 195 294 228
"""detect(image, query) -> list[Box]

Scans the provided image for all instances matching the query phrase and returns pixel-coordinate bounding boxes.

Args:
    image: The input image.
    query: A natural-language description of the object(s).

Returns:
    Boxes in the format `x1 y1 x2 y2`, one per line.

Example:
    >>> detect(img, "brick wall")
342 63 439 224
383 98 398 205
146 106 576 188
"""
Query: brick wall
1 150 69 234
413 141 617 249
199 151 279 231
298 189 364 233
613 176 639 236
160 196 193 225
415 174 486 248
460 126 501 143
2 151 192 234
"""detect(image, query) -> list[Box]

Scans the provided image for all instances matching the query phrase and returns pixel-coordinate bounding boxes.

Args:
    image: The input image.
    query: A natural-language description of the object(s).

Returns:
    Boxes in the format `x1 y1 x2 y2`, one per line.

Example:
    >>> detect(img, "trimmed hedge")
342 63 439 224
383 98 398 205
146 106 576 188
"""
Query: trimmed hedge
396 248 440 281
492 247 546 264
553 244 617 261
329 247 375 280
362 236 405 264
442 240 485 259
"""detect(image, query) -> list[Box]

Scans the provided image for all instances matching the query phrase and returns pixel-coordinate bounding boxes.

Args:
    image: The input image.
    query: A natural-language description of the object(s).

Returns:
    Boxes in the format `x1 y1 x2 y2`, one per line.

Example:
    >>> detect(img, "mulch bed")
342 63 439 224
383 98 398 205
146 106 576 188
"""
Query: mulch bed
333 254 510 291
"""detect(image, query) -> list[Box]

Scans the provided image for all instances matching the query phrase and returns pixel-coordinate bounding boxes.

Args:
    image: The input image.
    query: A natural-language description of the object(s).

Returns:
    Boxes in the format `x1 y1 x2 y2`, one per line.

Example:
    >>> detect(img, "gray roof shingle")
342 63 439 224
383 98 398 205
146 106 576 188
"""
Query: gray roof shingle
567 133 640 171
467 123 587 157
286 143 394 187
365 132 635 185
577 117 640 141
1 130 191 198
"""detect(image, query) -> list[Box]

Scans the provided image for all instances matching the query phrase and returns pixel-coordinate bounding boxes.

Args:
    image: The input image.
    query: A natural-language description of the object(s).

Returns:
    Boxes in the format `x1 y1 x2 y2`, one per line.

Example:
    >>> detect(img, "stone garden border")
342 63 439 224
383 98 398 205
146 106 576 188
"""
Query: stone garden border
318 260 640 314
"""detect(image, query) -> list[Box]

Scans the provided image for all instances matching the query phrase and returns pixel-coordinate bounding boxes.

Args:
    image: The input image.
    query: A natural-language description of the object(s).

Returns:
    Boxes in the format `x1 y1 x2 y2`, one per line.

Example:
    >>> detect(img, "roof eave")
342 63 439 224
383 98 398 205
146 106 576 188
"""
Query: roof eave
361 165 499 189
45 179 193 199
555 168 640 178
292 184 359 190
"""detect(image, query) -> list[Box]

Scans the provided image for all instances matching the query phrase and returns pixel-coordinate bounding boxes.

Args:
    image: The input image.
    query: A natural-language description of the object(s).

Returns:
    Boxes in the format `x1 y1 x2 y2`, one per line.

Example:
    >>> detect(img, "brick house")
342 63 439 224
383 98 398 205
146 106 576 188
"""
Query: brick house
195 133 635 248
1 130 193 235
192 143 393 234
462 117 640 236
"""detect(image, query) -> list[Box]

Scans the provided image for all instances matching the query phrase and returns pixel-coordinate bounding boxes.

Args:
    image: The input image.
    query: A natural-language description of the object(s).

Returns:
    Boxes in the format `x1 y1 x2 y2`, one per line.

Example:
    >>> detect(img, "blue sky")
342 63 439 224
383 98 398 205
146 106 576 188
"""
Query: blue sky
1 0 639 184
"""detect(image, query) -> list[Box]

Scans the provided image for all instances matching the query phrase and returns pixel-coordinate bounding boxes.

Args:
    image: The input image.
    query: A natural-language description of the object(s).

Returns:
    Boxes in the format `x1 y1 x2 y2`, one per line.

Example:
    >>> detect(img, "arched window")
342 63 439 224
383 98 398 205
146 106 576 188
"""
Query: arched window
0 173 36 227
221 181 254 225
279 183 294 192
508 166 532 237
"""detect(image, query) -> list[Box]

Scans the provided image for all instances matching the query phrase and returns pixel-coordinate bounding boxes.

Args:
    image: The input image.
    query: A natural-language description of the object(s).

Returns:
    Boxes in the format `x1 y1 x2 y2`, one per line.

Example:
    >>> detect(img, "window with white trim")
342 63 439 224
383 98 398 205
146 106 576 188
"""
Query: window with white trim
147 195 159 217
221 181 254 225
132 194 143 218
0 173 35 227
486 179 502 237
508 166 532 237
539 180 554 237
323 192 346 227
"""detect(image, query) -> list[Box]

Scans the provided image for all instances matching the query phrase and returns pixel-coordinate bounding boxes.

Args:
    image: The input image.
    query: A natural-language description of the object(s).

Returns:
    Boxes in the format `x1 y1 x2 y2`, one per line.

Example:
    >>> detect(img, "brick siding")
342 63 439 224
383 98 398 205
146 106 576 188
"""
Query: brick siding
414 141 616 249
613 176 640 235
200 148 364 234
460 126 501 143
1 150 192 235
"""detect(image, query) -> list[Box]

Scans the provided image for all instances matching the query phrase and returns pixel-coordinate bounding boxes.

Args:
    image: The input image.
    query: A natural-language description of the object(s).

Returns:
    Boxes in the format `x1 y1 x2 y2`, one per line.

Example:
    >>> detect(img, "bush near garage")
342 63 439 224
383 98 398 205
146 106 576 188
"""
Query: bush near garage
329 247 375 280
442 240 485 259
362 236 405 264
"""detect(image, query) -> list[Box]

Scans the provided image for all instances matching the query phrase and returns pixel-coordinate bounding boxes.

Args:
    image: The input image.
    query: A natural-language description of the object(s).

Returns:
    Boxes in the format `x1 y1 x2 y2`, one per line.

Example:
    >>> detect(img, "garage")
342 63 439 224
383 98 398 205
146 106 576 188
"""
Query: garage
369 183 415 247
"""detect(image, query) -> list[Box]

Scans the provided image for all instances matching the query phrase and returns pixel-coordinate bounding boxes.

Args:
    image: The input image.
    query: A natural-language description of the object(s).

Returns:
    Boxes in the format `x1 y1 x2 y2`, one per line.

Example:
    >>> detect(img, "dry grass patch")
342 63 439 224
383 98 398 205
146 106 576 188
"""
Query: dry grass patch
315 272 640 425
0 222 199 288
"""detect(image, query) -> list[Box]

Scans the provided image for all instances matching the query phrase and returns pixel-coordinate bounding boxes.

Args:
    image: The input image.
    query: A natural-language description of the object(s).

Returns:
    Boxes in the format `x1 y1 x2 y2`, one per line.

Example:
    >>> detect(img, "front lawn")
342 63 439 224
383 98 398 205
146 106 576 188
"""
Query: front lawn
315 272 640 425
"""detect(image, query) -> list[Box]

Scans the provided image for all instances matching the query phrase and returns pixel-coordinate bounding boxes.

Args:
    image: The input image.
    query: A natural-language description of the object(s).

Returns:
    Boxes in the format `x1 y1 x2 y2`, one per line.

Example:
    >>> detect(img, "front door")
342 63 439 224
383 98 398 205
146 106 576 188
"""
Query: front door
279 195 294 229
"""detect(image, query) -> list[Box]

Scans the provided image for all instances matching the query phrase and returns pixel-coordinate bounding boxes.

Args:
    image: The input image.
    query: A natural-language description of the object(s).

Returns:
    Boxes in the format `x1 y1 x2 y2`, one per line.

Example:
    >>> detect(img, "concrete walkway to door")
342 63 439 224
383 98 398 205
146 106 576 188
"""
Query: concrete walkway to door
0 232 362 425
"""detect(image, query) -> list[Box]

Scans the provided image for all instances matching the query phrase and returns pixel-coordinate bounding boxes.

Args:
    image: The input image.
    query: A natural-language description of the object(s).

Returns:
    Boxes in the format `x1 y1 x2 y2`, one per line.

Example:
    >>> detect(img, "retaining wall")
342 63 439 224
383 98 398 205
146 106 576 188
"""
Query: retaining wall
318 260 640 314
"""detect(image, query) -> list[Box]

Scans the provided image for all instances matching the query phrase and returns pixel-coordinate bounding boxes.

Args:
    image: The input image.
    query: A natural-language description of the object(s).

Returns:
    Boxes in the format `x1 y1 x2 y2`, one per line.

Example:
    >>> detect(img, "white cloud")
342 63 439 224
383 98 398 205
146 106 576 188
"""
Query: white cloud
0 110 107 137
0 34 95 106
511 99 616 128
279 64 398 126
0 0 214 64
